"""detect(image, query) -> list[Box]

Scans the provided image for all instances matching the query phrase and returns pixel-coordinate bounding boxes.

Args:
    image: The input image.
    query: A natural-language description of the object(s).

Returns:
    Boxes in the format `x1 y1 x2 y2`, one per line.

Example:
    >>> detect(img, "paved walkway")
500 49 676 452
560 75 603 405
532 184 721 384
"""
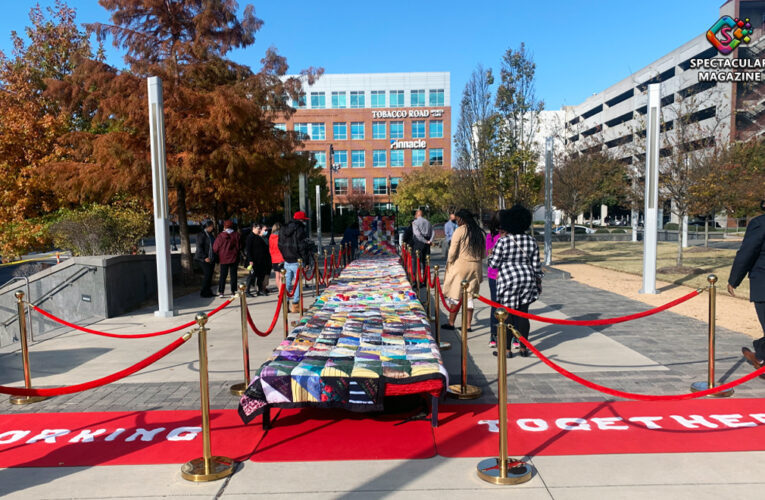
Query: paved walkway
1 258 764 498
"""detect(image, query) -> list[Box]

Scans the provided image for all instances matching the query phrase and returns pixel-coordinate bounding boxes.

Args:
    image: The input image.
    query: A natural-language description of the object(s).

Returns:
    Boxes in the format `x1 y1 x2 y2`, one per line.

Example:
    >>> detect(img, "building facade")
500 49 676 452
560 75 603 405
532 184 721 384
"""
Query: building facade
278 72 451 211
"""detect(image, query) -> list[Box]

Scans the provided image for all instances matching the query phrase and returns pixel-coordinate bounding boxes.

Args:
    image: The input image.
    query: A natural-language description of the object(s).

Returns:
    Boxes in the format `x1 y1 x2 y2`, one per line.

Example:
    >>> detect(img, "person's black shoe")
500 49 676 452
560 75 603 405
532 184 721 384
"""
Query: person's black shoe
493 350 512 358
441 323 455 330
520 348 530 358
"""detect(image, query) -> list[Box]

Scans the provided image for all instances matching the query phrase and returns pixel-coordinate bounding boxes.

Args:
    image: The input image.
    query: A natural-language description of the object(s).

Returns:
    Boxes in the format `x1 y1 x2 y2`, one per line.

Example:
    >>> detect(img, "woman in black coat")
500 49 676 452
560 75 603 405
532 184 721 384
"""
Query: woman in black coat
246 225 272 296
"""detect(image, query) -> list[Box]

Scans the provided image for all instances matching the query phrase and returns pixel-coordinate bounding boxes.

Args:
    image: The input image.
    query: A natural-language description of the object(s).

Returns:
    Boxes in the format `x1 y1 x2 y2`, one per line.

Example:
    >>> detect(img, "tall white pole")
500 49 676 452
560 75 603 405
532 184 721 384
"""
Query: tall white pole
544 137 553 266
640 83 660 295
148 77 175 317
316 185 322 254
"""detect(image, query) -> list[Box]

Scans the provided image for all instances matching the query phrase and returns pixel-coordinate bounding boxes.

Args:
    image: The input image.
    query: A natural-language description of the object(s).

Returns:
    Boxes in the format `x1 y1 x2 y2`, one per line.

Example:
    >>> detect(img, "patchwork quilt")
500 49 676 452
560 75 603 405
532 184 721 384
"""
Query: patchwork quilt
238 257 448 424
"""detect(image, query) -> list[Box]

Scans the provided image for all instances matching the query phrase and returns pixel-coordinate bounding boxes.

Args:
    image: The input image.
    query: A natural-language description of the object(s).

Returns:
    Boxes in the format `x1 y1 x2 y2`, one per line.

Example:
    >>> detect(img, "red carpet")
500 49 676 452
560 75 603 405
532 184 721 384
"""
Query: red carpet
435 399 765 457
0 410 265 467
251 408 436 462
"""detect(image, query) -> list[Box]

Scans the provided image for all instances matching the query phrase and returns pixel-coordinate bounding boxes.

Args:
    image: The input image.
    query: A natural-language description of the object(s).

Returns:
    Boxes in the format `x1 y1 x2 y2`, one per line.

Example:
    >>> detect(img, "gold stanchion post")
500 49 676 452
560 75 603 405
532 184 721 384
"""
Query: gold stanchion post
9 291 46 405
477 310 533 484
691 274 733 397
181 313 235 482
281 269 289 338
297 258 304 317
323 249 329 285
230 284 250 396
447 280 481 399
433 265 450 351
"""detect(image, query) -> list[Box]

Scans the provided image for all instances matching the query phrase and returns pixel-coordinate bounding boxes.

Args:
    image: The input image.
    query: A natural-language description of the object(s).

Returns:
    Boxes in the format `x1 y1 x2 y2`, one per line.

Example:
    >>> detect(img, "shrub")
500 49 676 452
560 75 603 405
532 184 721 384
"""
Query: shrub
664 223 679 230
49 202 151 256
594 228 610 234
611 228 626 233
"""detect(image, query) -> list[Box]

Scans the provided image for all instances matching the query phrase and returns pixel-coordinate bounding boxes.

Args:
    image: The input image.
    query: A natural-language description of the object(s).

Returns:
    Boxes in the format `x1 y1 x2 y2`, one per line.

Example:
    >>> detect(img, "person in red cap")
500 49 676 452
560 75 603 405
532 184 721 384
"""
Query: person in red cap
213 219 241 298
278 211 315 313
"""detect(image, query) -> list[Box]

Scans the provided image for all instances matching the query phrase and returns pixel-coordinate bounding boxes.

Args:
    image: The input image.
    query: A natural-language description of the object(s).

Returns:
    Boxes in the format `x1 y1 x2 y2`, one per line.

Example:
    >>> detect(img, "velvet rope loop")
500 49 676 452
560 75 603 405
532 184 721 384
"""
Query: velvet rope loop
477 290 700 326
30 298 234 339
303 263 316 282
246 284 285 337
0 333 191 397
514 333 765 400
436 276 462 313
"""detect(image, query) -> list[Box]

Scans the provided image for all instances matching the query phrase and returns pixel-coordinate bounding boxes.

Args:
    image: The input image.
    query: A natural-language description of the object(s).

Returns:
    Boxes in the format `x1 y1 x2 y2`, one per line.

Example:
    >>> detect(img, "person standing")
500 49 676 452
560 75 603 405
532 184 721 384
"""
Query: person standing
488 205 543 358
443 211 458 257
412 209 433 271
486 211 505 347
441 209 485 332
213 219 241 298
194 220 216 298
729 200 765 374
270 223 285 291
278 211 313 313
245 225 272 297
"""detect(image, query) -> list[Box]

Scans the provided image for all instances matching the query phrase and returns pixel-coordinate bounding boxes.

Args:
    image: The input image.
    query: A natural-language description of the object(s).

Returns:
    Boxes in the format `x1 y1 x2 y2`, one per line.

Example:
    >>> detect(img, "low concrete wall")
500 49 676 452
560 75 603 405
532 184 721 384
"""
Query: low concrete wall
0 254 181 348
533 231 726 243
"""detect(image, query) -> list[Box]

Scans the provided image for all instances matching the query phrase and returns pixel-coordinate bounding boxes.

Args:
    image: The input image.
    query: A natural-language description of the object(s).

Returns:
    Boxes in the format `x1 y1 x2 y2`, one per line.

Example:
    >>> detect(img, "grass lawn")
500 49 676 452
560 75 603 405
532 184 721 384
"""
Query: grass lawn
547 241 748 298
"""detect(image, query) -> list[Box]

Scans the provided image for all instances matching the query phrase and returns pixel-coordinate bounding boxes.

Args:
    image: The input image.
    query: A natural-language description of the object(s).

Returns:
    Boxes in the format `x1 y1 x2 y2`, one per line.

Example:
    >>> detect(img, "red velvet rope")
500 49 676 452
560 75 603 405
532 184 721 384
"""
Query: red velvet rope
427 267 434 288
436 276 462 313
246 284 285 337
320 257 331 285
303 263 316 282
477 290 701 326
30 299 234 339
0 334 190 397
515 333 765 400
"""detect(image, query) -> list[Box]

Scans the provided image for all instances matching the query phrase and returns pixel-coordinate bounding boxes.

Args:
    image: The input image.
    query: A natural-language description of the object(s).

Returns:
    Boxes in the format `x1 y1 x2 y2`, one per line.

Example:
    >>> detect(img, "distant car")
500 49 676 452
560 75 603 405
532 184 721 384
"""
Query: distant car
554 225 596 234
688 218 721 228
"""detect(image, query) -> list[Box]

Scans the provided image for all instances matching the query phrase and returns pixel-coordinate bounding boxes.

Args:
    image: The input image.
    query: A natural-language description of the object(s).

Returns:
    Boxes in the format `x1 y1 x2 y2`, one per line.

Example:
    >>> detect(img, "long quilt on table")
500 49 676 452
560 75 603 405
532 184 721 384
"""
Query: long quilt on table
238 257 448 424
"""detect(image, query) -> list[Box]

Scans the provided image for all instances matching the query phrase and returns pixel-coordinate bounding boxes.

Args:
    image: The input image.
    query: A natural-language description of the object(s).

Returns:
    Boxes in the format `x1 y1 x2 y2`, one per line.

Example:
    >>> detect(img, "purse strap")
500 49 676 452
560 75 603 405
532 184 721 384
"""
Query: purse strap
507 234 533 267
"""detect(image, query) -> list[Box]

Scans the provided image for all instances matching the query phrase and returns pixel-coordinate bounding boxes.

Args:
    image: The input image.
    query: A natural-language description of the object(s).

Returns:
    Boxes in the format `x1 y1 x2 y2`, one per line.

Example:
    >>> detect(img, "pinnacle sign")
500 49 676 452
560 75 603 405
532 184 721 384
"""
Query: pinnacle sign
390 139 426 150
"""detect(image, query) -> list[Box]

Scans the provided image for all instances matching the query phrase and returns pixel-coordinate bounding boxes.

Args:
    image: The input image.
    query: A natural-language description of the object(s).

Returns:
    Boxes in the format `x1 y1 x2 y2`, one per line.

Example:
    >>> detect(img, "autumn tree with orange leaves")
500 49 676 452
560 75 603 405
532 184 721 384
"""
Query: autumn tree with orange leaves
44 0 322 279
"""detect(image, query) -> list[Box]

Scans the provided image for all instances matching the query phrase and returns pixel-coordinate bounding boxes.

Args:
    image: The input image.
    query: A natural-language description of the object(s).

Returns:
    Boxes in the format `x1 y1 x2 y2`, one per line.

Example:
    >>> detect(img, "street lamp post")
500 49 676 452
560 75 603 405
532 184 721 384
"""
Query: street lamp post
328 145 339 246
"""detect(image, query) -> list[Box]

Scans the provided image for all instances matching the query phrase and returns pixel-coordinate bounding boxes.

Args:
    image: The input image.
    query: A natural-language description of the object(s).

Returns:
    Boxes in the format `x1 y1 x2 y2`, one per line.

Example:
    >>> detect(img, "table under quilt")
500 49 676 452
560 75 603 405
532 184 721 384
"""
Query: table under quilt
238 256 448 424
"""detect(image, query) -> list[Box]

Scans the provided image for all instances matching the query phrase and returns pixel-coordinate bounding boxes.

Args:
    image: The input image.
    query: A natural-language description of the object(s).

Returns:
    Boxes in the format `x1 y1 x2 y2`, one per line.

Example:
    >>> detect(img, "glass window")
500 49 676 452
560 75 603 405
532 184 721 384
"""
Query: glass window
333 122 347 140
350 91 365 108
389 90 404 107
412 121 426 138
333 150 348 168
334 178 348 195
429 89 444 106
371 90 386 108
351 150 365 168
311 151 326 168
390 121 404 139
373 178 387 195
412 149 426 167
310 92 325 109
429 120 443 138
390 177 400 193
310 122 325 140
390 150 404 167
429 148 444 166
293 123 309 140
410 89 425 107
350 121 365 140
274 123 286 131
372 121 386 139
292 92 306 109
352 178 366 193
373 150 386 167
331 91 346 109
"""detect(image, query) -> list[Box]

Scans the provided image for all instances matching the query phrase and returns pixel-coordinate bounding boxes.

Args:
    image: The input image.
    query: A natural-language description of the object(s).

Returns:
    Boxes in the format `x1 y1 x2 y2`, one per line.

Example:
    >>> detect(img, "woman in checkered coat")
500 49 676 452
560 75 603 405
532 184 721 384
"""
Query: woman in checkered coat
487 205 543 357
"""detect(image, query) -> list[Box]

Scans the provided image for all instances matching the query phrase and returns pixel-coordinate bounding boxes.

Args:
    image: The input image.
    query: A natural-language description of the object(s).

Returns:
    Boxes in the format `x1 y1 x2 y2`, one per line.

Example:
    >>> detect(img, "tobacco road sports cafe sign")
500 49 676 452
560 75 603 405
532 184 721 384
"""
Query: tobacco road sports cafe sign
372 109 444 119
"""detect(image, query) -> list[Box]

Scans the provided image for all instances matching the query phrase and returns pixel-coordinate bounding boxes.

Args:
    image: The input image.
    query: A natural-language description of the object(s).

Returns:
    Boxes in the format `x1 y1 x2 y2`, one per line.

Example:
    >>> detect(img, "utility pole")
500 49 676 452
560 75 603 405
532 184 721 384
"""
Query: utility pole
329 145 338 246
544 137 553 266
640 83 660 295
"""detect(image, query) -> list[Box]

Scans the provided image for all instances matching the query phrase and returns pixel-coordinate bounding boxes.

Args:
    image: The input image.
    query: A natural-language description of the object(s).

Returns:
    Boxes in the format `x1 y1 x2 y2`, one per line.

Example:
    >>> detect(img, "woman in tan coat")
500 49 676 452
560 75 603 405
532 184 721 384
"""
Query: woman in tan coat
441 209 485 331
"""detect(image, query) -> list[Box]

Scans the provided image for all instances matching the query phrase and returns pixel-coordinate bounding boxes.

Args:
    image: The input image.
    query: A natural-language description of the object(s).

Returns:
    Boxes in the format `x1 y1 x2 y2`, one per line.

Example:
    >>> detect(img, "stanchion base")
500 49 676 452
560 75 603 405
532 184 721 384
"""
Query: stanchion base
690 381 734 398
229 382 247 396
9 395 47 405
439 341 452 351
447 384 482 400
181 456 235 482
476 457 533 485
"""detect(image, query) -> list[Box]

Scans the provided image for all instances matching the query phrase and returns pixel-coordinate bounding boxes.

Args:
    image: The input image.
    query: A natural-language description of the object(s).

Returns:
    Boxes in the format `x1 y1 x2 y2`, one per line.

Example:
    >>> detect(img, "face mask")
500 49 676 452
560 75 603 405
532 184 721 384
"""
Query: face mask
760 199 765 212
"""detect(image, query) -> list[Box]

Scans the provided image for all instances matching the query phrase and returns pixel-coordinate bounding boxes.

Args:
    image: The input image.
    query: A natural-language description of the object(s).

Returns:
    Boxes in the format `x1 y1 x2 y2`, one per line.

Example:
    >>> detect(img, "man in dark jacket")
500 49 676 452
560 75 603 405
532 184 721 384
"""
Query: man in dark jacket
278 211 314 313
245 224 272 297
729 199 765 374
194 220 216 297
212 219 241 298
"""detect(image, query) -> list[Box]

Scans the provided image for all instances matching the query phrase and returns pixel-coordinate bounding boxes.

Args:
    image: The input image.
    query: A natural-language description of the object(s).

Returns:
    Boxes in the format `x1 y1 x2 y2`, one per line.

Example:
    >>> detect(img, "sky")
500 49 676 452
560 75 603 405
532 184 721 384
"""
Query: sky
0 1 726 113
